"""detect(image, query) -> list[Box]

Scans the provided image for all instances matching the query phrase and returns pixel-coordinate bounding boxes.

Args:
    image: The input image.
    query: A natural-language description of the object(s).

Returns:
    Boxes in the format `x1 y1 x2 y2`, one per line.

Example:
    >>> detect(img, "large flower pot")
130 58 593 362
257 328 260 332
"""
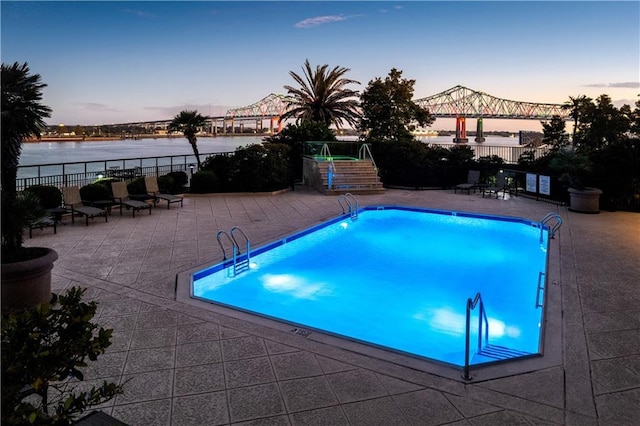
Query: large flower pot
1 247 58 312
568 187 602 214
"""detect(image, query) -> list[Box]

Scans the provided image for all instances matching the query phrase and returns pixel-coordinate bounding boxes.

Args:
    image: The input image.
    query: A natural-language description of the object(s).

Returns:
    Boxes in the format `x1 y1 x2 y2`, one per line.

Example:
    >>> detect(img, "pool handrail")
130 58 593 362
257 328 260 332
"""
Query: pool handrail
358 143 378 172
337 193 359 220
216 230 237 261
231 226 251 276
540 212 562 240
463 292 489 381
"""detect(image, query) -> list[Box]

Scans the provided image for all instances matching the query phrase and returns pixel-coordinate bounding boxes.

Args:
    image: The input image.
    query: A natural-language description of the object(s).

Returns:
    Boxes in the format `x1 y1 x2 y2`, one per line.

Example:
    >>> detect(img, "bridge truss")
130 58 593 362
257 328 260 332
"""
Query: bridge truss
414 85 568 120
225 93 294 119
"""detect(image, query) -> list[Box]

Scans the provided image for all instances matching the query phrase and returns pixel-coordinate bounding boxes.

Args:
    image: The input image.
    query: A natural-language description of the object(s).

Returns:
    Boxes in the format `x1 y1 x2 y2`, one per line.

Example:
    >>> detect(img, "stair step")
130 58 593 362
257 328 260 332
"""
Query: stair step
477 344 533 361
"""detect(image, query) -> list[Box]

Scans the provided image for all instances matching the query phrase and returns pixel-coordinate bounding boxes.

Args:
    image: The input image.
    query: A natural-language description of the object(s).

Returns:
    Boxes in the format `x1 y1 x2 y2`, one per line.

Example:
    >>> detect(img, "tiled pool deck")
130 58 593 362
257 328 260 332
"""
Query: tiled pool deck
27 187 639 425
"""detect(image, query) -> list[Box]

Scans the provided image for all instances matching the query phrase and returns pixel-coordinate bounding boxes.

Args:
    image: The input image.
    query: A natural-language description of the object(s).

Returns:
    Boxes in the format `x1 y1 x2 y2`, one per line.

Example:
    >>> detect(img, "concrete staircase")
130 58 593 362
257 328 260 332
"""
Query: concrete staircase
317 160 385 195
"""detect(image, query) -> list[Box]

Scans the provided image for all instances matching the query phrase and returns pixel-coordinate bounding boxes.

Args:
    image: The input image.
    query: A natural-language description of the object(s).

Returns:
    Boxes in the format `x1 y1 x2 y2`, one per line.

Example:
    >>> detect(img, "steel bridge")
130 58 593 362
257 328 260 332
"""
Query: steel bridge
116 85 568 141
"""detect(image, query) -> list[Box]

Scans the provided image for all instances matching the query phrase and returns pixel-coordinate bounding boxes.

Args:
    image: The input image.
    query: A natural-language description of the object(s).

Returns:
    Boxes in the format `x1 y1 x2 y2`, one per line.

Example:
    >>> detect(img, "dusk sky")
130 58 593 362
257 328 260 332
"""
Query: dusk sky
2 1 639 132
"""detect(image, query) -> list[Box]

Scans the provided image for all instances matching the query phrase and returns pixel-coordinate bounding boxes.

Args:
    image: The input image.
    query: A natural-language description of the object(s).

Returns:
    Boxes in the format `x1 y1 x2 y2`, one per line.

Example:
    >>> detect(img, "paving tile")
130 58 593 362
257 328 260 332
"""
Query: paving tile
315 356 356 374
221 336 268 361
477 367 565 408
117 369 174 404
443 392 501 418
135 310 179 329
232 415 291 426
271 351 324 381
279 376 339 412
111 398 172 426
224 356 276 388
326 369 387 403
342 397 409 426
228 382 286 423
288 406 349 425
105 329 134 353
124 347 175 374
587 329 640 359
265 340 300 355
392 389 464 425
592 354 640 395
177 321 220 344
171 391 229 426
99 313 139 331
176 340 222 367
174 362 226 396
130 326 177 349
81 350 127 380
467 410 554 425
376 373 424 395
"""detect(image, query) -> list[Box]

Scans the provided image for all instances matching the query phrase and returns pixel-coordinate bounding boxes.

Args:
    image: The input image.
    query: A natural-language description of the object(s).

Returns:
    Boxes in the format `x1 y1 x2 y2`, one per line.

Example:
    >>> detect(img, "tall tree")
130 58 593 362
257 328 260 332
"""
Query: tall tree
168 110 207 169
358 68 433 142
541 115 570 151
562 95 590 145
282 59 361 129
575 95 631 151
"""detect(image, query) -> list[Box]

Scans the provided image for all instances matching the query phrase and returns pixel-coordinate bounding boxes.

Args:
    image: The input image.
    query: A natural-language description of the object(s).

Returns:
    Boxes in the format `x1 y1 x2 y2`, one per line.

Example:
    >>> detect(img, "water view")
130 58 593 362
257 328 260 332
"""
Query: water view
19 135 521 168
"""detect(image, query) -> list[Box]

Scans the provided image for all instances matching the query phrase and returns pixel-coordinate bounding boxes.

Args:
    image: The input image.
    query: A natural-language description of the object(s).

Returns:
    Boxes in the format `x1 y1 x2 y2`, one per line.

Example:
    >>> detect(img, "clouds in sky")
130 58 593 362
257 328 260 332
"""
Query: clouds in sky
122 8 155 18
584 82 640 89
294 14 350 28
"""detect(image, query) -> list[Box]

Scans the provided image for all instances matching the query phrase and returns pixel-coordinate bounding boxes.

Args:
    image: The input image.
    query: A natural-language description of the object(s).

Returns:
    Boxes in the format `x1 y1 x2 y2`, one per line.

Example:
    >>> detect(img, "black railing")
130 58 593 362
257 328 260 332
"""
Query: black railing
16 152 231 191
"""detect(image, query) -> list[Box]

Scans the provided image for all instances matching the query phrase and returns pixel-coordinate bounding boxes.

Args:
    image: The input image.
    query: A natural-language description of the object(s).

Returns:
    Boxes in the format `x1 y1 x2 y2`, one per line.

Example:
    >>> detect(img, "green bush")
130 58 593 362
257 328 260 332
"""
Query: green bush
157 175 174 192
23 185 62 209
126 177 146 195
201 154 234 191
167 171 188 187
79 183 111 202
190 170 219 193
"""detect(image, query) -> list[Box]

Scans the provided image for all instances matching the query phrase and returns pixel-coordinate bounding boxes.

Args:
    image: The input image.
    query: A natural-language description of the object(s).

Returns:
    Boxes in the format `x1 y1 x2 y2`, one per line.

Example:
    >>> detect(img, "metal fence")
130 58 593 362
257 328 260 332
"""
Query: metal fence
16 152 230 191
433 143 550 164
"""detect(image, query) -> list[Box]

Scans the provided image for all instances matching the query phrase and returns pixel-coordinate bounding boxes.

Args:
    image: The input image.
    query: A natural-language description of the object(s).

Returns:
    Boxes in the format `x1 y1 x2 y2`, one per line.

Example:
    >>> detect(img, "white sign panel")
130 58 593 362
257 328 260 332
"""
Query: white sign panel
526 173 537 193
539 175 551 195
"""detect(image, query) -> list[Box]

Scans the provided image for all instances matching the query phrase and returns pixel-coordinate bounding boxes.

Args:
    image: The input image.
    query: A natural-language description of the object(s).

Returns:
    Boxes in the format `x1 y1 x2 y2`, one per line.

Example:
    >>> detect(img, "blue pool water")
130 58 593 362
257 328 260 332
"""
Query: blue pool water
192 207 549 366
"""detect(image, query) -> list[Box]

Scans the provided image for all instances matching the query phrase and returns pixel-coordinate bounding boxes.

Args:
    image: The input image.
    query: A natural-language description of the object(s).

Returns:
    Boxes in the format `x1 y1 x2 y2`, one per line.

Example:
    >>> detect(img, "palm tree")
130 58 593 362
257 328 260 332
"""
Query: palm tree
282 59 360 129
1 62 52 254
168 110 207 169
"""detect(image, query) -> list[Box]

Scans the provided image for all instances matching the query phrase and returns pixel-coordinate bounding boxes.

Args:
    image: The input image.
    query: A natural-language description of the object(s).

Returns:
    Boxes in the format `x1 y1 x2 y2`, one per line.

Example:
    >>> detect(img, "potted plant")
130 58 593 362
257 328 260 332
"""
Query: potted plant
1 62 58 311
1 287 124 425
549 148 602 213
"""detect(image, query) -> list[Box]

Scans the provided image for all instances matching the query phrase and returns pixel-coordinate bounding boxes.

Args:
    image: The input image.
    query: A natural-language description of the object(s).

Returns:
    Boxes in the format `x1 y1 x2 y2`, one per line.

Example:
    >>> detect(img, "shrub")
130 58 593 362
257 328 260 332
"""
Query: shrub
126 177 146 195
23 185 62 209
1 287 123 425
202 154 234 191
166 171 188 187
157 175 174 192
79 183 110 202
190 170 219 193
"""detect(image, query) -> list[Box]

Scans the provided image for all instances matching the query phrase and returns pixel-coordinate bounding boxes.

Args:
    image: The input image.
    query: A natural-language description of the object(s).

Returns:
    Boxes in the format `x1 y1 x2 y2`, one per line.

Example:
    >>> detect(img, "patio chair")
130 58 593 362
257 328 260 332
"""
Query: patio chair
144 176 184 209
62 186 109 226
111 181 152 217
482 172 509 199
454 170 481 194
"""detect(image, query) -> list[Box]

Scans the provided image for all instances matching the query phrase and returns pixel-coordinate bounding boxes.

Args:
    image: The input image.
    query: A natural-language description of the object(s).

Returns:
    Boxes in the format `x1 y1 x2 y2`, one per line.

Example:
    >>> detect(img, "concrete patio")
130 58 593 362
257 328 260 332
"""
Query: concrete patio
27 187 639 425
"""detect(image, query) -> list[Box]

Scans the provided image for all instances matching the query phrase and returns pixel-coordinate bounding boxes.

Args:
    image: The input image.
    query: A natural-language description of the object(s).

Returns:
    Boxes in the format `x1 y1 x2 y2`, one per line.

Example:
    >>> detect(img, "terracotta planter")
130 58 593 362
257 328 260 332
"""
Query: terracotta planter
568 187 603 214
1 247 58 312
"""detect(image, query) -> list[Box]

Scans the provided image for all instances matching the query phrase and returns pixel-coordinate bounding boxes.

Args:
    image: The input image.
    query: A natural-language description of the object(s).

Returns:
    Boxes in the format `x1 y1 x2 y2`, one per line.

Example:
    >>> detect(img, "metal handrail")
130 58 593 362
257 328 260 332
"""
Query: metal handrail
321 143 338 189
358 143 378 172
337 193 359 220
216 230 237 260
463 292 489 381
231 226 251 276
540 212 562 240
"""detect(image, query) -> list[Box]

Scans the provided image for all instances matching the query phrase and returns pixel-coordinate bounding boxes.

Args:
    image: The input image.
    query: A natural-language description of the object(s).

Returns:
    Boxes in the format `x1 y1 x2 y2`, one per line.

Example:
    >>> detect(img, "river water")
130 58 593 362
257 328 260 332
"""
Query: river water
17 135 522 179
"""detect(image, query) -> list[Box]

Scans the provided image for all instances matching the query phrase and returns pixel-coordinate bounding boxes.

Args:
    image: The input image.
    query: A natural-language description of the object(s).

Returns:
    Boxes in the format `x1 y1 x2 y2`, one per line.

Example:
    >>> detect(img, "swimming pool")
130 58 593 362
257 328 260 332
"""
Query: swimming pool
191 206 550 367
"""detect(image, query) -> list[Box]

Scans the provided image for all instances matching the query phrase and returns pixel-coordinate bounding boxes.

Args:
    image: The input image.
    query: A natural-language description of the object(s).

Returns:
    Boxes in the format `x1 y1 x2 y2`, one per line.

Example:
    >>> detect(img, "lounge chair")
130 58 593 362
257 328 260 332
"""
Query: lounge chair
29 216 57 238
454 170 481 194
482 172 509 199
111 181 152 217
62 186 109 226
144 176 184 209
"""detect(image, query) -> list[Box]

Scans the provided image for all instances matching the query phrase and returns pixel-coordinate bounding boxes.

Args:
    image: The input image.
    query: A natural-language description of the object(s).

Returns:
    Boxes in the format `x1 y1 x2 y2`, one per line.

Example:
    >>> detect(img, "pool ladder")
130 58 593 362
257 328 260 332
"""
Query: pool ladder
463 292 489 381
216 226 251 276
540 212 562 241
337 193 359 221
